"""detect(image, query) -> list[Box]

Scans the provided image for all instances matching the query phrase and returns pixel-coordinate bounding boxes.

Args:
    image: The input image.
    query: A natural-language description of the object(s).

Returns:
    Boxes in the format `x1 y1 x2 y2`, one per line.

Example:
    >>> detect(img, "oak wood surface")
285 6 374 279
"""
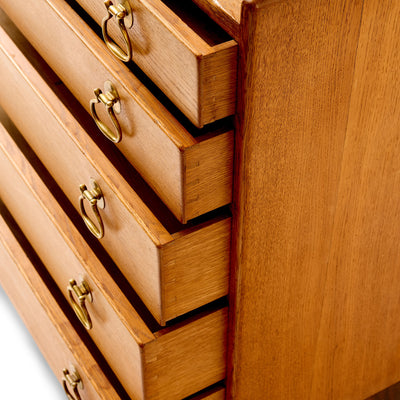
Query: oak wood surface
0 214 122 400
0 119 146 399
184 131 234 222
144 309 227 399
229 0 368 399
0 1 233 223
309 0 400 397
0 119 228 400
163 217 230 320
72 0 237 127
0 21 230 324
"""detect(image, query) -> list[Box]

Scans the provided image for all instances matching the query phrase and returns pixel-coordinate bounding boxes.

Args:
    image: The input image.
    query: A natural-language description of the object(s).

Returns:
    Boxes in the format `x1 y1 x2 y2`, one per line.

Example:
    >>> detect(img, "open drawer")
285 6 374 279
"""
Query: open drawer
0 212 125 400
67 0 237 127
0 20 230 324
0 118 227 400
0 2 234 222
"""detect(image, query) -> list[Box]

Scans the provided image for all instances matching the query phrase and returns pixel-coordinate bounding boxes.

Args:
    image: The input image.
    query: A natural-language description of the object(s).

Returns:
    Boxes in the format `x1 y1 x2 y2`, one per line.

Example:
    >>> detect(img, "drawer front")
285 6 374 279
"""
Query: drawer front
0 118 227 400
0 214 122 400
72 0 237 127
0 1 234 223
0 21 231 324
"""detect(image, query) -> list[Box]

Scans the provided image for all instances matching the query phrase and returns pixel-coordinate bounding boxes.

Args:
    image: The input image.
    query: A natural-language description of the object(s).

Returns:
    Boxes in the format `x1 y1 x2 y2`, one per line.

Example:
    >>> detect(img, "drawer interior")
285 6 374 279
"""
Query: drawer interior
160 0 232 46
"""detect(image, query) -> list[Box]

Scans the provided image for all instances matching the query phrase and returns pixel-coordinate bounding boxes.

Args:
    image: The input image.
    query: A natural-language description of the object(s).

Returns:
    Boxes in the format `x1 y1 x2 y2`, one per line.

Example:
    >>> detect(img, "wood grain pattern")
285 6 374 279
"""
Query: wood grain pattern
0 214 122 400
144 308 227 399
0 1 233 222
0 22 230 324
229 0 366 398
162 218 231 321
0 118 147 400
72 0 237 127
0 120 228 400
184 130 234 221
200 43 238 130
191 0 242 39
310 1 400 398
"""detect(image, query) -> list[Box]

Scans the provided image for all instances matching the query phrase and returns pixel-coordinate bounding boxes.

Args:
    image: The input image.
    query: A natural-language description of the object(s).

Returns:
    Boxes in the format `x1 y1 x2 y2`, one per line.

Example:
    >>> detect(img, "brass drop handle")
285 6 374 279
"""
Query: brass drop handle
90 81 122 143
79 180 105 239
62 366 83 400
102 0 133 62
67 279 93 330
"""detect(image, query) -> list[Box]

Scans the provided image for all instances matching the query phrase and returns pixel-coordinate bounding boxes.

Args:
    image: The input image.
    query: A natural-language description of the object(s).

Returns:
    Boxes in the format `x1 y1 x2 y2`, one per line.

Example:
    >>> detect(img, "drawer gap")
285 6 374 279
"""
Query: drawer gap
182 382 225 400
159 0 232 46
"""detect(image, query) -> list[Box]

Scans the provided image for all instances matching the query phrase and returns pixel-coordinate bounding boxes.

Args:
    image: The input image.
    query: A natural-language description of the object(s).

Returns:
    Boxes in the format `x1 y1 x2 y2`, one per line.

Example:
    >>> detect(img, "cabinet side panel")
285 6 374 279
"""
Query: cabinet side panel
311 0 400 398
229 0 364 399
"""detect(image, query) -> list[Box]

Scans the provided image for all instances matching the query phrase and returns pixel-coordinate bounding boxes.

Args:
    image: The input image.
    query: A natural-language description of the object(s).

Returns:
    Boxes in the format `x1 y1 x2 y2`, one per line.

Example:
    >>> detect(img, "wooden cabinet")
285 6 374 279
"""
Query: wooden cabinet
0 0 399 399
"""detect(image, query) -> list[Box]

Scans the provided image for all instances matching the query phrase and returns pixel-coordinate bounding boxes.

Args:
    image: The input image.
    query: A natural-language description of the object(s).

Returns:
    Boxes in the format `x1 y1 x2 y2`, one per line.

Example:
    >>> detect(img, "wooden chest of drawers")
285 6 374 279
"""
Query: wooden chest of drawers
1 0 400 399
0 0 232 398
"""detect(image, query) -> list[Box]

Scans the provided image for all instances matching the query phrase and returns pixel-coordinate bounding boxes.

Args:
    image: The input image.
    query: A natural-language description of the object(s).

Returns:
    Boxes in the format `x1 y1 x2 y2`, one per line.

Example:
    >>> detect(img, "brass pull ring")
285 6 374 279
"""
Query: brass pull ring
62 366 83 400
102 0 133 62
67 279 93 330
79 180 105 239
90 81 122 144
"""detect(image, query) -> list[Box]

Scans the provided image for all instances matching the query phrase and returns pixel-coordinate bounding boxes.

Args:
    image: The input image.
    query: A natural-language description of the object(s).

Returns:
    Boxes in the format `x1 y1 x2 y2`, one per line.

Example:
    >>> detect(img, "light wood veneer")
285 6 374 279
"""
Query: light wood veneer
0 213 123 400
228 0 400 399
0 0 234 223
71 0 237 127
0 119 227 400
0 21 230 325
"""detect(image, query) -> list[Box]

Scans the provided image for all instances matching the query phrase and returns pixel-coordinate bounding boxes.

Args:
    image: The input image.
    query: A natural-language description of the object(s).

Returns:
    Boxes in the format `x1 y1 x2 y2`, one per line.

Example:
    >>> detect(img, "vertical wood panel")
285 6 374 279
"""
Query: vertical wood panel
229 0 364 398
311 1 400 398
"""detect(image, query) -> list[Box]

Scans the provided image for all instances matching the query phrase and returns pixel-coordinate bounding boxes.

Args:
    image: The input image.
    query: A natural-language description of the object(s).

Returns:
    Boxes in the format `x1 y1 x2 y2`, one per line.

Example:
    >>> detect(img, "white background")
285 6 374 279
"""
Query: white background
0 284 65 399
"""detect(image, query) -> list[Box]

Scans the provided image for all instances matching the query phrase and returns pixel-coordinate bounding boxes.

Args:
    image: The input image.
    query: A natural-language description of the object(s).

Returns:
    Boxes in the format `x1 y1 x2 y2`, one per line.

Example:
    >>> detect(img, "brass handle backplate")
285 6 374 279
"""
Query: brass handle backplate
102 0 133 62
90 81 122 143
62 366 83 400
79 179 105 239
68 279 93 330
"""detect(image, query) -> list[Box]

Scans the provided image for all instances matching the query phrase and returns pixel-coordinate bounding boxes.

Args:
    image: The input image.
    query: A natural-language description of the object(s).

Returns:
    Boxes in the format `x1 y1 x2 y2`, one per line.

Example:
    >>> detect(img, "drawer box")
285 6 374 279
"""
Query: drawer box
70 0 237 127
0 22 230 324
0 1 234 223
0 212 123 400
0 119 227 400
